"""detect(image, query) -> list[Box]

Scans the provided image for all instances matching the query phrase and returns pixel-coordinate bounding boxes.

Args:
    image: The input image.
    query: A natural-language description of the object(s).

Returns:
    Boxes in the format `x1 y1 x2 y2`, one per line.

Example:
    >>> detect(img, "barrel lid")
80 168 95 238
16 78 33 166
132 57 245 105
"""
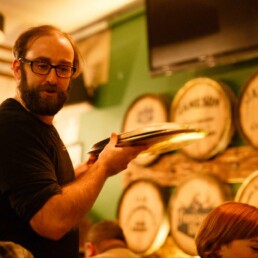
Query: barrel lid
122 94 169 166
117 179 169 255
170 77 235 160
168 174 231 255
235 170 258 207
238 71 258 148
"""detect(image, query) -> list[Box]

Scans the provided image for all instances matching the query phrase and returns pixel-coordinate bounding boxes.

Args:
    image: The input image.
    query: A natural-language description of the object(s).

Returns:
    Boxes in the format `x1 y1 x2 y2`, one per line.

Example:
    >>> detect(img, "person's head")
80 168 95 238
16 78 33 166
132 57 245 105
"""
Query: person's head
12 25 81 117
0 241 34 258
195 201 258 258
85 220 127 257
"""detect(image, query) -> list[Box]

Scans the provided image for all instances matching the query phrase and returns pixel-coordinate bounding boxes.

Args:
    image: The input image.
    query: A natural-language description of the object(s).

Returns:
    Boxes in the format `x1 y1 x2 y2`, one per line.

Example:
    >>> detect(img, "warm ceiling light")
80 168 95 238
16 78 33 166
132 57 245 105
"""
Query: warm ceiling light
0 13 4 43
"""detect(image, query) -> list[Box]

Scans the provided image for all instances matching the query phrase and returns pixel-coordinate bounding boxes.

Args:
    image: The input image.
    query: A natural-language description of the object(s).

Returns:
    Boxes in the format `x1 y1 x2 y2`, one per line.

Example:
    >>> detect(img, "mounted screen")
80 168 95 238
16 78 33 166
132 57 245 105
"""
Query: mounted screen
145 0 258 76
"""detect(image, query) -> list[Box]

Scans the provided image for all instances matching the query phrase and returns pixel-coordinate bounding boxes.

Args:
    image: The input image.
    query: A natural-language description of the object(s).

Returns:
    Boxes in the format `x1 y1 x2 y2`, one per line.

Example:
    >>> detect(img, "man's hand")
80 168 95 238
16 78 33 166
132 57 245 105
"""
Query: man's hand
97 132 149 177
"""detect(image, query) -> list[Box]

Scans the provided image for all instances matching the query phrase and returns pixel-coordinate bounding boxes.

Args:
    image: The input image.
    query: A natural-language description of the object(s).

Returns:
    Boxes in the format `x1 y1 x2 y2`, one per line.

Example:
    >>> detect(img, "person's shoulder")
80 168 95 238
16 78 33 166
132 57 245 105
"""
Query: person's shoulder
0 98 21 111
93 248 142 258
0 98 28 123
0 98 46 129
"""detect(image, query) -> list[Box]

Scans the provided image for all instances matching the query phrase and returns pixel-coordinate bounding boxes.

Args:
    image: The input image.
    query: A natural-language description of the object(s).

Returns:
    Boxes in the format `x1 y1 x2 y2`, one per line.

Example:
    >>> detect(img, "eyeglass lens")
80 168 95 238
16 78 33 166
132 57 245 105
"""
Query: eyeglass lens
32 61 74 78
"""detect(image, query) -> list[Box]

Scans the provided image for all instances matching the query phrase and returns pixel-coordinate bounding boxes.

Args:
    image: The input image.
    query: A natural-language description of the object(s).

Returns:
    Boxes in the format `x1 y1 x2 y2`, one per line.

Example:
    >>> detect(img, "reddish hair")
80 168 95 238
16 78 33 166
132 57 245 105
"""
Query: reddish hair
195 202 258 258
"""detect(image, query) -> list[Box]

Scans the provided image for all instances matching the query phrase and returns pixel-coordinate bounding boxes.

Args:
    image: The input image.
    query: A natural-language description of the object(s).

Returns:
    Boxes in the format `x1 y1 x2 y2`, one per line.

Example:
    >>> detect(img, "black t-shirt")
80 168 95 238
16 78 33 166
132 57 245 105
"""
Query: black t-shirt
0 98 79 258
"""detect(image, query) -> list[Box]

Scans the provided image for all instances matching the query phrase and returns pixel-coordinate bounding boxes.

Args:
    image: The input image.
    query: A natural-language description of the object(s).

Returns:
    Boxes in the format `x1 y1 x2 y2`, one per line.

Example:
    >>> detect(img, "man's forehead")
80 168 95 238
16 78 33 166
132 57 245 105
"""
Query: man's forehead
25 34 74 61
27 34 71 49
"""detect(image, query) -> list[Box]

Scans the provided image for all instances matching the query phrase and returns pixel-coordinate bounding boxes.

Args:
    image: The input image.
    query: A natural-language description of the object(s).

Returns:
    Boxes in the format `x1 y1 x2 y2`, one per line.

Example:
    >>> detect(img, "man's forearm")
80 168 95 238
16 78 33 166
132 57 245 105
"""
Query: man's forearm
30 162 107 240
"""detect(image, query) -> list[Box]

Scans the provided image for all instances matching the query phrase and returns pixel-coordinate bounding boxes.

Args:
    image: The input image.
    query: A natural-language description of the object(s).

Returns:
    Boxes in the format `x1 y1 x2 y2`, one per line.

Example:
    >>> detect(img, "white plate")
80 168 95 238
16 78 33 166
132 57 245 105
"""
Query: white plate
88 123 208 157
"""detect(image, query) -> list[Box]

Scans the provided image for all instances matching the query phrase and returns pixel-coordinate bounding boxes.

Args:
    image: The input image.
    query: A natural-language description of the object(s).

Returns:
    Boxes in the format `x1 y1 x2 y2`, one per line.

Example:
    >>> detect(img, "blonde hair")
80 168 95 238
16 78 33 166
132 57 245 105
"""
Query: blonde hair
0 241 33 258
195 202 258 258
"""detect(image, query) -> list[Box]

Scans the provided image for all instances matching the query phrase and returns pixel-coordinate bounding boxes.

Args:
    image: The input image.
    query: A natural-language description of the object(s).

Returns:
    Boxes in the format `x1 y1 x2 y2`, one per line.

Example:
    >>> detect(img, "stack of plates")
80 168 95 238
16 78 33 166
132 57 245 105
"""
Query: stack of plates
87 123 208 157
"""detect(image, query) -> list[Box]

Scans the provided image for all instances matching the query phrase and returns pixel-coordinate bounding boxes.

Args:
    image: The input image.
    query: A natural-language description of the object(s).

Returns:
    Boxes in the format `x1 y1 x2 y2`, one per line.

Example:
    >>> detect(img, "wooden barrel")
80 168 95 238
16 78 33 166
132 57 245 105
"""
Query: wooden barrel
238 71 258 148
168 174 232 255
235 170 258 208
122 93 170 166
117 179 170 255
170 77 236 160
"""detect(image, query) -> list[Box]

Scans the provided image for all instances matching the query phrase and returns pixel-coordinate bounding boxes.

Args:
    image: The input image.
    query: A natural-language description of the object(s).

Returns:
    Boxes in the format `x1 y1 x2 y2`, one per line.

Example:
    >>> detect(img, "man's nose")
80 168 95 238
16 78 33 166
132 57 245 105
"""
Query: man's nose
46 67 58 83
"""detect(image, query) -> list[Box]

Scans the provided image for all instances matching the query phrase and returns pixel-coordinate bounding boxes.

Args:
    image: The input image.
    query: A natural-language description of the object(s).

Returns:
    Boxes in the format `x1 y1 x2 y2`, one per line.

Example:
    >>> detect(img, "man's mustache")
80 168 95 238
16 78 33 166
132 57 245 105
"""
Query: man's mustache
40 84 59 93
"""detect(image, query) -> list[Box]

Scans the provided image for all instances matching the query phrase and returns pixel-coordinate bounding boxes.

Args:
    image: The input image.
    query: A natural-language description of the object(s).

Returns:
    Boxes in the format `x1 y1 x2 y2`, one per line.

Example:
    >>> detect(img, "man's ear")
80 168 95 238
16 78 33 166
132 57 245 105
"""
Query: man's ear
85 242 96 258
12 59 22 81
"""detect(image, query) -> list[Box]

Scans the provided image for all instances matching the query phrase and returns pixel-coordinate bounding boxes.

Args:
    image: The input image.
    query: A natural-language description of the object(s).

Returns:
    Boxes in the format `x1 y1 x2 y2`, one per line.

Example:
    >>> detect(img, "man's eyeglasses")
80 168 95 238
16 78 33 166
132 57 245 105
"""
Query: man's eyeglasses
18 57 76 78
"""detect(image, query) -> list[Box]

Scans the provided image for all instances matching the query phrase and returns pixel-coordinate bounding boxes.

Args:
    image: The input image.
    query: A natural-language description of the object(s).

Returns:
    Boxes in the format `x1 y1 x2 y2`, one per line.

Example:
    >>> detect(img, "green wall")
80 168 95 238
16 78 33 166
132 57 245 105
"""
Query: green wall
78 9 258 221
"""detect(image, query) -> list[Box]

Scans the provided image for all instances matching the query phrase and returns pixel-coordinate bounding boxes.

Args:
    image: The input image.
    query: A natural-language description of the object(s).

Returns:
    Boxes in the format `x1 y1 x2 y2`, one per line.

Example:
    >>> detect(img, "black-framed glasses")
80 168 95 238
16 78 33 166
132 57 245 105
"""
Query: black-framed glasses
18 57 76 78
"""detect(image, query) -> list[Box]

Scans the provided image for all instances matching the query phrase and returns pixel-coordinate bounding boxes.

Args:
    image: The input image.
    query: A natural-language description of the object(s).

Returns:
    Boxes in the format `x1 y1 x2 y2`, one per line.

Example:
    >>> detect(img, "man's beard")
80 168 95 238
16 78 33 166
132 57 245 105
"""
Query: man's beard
18 67 69 116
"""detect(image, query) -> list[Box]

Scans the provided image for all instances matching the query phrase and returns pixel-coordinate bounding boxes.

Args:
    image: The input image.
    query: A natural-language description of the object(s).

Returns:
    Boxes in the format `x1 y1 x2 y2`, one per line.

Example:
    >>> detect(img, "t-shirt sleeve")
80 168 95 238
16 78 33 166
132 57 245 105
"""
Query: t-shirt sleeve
0 123 62 222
